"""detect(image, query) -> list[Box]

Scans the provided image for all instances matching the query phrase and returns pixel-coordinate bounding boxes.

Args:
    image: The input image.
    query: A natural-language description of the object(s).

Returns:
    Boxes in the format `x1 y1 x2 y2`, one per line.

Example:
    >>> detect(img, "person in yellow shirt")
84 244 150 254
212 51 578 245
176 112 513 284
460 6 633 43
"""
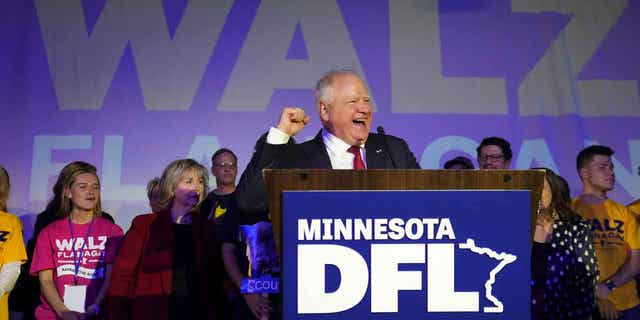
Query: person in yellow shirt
628 165 640 217
0 166 27 320
628 166 640 304
627 165 640 217
572 146 640 320
629 200 640 216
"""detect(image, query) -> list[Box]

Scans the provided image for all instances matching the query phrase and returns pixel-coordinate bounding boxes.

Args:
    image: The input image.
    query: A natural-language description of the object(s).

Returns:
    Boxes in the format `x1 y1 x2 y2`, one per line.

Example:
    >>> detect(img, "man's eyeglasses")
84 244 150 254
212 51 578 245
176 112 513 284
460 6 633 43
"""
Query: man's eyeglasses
478 154 504 162
213 162 236 168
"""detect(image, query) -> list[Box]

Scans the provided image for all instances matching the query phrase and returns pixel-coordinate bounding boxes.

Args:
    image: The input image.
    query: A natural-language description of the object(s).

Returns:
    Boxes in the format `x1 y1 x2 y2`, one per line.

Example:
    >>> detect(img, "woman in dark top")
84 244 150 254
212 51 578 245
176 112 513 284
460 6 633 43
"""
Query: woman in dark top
108 159 225 320
531 168 598 319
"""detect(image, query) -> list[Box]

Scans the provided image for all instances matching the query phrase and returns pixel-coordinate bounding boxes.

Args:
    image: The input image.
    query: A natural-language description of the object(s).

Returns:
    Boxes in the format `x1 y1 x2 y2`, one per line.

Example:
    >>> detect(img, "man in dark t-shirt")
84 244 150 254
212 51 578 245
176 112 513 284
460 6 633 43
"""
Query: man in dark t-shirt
201 148 273 319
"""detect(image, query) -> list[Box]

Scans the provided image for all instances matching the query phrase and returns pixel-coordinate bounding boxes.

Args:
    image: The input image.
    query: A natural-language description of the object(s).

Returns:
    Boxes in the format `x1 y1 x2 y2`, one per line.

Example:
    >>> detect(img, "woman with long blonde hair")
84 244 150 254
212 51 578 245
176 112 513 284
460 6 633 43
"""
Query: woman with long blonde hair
11 161 116 319
109 159 225 320
30 162 123 319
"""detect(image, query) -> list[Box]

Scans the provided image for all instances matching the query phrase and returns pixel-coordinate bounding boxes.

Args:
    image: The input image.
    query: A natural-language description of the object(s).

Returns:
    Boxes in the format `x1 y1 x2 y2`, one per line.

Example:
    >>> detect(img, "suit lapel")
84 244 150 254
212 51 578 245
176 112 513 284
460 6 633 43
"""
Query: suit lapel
147 211 174 255
365 135 389 169
303 131 332 169
303 131 392 169
143 211 175 281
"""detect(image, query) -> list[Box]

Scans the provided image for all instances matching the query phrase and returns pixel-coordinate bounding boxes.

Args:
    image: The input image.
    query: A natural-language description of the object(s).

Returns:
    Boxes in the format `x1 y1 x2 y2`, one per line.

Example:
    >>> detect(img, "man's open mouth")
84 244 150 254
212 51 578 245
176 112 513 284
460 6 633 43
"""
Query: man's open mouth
353 119 367 127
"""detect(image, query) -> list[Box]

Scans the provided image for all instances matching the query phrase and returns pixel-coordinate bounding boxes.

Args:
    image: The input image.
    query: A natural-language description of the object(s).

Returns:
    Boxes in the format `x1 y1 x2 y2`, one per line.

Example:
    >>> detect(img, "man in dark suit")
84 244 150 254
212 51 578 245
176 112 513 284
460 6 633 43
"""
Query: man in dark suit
236 70 420 213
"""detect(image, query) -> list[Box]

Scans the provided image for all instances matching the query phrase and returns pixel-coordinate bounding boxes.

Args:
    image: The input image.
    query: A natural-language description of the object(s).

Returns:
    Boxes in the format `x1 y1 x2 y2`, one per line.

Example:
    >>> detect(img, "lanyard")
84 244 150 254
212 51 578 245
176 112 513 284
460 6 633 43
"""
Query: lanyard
68 217 95 285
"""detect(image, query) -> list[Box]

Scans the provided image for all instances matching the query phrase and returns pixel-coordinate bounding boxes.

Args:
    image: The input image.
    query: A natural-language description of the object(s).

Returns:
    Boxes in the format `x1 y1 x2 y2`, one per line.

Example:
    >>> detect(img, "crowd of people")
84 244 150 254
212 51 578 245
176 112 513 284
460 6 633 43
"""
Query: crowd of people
0 70 638 320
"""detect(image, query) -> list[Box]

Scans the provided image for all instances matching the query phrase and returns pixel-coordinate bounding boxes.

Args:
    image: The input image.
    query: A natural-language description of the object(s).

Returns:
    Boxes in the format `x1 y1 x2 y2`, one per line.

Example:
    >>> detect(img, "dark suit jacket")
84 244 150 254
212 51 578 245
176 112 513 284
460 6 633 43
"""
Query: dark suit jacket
236 130 420 213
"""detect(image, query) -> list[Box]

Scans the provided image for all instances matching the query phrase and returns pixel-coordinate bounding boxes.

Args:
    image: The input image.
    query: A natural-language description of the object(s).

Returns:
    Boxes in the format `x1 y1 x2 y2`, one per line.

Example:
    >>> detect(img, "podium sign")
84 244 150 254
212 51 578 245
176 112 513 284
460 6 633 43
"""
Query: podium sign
282 190 531 319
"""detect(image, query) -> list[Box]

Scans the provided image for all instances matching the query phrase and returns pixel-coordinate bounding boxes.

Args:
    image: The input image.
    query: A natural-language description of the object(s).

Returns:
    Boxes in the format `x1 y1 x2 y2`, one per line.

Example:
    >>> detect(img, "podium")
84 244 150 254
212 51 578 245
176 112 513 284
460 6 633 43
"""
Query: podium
263 169 544 319
265 169 545 254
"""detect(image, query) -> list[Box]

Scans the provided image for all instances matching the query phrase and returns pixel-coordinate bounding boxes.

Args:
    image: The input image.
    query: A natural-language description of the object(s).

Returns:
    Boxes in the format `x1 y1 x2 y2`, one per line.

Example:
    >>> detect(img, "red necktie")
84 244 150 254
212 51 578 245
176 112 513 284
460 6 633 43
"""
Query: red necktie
347 146 365 170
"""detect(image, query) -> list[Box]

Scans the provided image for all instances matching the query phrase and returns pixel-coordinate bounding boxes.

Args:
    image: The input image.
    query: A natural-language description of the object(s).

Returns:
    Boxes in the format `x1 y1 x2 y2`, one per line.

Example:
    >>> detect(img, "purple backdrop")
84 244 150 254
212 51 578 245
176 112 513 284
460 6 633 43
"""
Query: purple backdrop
1 0 639 237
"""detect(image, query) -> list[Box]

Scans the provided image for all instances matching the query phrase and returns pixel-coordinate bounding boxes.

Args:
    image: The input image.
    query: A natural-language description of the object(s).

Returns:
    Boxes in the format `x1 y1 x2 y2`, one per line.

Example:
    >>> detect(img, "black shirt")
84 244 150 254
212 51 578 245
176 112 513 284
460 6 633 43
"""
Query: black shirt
170 223 196 320
200 190 275 319
200 190 269 245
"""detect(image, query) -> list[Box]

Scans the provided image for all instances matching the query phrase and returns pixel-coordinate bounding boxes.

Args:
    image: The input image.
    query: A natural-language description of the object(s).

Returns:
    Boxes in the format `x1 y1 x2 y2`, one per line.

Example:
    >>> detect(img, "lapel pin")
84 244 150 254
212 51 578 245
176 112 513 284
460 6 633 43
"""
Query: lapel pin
376 149 383 154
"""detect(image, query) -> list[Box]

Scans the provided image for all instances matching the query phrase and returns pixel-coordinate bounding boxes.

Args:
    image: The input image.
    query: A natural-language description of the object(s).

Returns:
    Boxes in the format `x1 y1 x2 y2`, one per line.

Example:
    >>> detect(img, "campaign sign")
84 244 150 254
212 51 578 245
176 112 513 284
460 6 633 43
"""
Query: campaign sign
282 190 531 319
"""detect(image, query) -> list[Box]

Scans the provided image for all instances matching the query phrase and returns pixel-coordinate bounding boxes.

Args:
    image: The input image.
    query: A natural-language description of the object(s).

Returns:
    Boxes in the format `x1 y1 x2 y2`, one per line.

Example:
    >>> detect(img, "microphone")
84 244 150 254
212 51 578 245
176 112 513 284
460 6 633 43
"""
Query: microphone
377 126 397 168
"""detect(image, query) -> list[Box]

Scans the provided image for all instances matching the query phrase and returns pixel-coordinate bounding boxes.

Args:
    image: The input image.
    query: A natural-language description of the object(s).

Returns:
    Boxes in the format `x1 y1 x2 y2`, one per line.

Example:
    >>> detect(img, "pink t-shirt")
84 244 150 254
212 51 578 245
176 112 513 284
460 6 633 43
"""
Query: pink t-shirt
30 217 123 319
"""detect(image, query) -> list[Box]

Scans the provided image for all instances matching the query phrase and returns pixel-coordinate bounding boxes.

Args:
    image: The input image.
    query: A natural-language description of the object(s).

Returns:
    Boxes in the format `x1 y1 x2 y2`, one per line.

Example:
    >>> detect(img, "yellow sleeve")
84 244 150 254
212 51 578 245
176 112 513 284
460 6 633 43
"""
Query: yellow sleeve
1 216 27 265
628 201 640 217
624 207 640 250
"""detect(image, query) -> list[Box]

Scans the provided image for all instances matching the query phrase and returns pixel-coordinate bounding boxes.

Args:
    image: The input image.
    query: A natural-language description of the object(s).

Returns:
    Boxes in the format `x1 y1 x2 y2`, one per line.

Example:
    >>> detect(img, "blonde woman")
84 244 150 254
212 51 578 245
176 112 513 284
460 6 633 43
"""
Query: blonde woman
108 159 225 320
0 166 27 320
11 161 116 319
30 162 123 319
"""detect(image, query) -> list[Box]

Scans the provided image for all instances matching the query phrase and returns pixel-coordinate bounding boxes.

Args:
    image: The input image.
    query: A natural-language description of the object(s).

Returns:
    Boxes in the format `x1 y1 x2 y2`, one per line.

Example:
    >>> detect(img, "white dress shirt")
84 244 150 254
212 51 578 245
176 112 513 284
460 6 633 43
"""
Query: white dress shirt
266 127 366 169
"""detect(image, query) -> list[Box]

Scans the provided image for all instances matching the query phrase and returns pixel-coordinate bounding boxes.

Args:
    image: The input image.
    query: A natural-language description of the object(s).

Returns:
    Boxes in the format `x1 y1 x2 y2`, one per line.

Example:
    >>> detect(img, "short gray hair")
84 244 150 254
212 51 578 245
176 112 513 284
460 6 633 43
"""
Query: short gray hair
315 69 362 103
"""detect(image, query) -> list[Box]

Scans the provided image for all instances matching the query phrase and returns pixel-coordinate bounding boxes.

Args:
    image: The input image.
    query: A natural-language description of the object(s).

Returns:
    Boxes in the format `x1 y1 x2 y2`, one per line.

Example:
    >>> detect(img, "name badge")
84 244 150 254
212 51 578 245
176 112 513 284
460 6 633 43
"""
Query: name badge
241 275 280 294
63 285 87 313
